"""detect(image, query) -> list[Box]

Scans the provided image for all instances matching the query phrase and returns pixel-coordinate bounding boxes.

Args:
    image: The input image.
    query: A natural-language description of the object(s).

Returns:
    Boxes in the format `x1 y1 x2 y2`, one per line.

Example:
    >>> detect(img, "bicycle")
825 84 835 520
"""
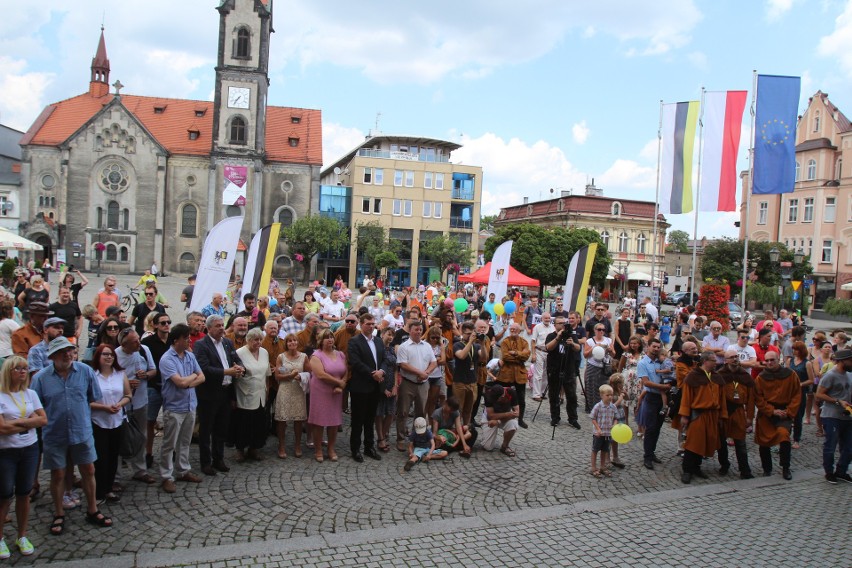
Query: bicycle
120 285 141 312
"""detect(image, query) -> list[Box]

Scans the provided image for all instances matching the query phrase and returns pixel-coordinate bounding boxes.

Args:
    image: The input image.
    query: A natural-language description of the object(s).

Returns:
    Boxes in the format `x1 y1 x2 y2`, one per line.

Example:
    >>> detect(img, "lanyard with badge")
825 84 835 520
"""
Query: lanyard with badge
11 391 29 435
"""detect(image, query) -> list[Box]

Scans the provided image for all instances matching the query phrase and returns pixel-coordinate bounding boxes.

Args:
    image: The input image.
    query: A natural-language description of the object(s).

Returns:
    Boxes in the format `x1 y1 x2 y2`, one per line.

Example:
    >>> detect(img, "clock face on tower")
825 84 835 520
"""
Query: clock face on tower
227 86 251 109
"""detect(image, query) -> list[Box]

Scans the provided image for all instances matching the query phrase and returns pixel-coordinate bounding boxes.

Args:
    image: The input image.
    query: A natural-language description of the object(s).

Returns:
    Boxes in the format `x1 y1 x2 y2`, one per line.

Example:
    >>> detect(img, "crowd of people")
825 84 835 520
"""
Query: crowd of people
0 267 849 560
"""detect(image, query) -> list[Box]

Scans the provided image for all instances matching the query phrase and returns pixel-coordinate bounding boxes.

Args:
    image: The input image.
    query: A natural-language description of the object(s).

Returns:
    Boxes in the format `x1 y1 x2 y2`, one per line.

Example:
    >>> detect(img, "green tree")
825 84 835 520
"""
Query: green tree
374 250 399 272
480 214 498 232
666 229 690 253
700 238 813 292
353 220 401 276
281 215 349 283
419 234 474 275
483 224 611 292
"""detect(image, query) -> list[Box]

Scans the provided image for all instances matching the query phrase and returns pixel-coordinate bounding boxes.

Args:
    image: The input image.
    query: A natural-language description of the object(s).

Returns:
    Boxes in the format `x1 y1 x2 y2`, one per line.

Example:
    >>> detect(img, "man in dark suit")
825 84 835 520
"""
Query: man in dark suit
347 313 385 462
193 314 244 476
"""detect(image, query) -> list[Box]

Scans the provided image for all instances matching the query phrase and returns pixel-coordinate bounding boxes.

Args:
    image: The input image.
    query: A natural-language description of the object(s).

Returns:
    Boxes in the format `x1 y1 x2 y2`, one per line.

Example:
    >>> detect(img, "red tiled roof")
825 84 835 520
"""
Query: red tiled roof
500 195 660 222
21 90 322 165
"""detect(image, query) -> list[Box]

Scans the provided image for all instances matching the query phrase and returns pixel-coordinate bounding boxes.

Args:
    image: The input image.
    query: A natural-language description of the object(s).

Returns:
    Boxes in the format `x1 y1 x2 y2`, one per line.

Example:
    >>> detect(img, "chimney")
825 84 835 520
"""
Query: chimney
585 178 602 197
523 197 529 205
561 190 570 197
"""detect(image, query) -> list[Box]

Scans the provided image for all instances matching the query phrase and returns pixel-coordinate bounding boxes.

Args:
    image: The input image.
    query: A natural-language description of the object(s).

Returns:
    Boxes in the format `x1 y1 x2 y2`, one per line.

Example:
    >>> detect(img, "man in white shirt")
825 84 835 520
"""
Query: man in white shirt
319 290 346 324
732 330 758 368
642 297 659 323
701 321 730 366
395 320 436 451
529 312 554 401
115 328 156 483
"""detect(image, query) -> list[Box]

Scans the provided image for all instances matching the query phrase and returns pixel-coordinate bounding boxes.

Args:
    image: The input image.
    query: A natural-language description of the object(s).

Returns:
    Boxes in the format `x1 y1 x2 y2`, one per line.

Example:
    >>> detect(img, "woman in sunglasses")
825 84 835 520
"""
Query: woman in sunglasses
95 317 123 349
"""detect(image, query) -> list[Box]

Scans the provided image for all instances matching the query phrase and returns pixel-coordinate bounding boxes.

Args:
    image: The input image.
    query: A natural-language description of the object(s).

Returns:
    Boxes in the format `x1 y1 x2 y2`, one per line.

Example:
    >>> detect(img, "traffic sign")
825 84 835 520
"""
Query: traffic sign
804 279 814 286
791 280 801 291
792 291 799 301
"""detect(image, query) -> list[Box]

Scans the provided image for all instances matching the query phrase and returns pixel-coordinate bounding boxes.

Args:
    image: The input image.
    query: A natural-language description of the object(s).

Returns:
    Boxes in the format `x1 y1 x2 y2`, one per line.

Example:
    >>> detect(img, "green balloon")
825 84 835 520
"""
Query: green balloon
544 289 550 298
454 298 469 312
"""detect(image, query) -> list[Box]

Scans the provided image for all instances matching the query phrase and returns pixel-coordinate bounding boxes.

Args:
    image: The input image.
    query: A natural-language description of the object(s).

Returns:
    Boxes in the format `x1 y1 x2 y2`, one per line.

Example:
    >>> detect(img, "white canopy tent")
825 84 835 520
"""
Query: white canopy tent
0 229 43 252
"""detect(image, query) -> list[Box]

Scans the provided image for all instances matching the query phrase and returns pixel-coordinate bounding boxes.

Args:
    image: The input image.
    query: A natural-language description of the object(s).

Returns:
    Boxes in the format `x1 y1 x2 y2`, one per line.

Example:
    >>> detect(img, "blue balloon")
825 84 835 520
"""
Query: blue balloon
504 301 517 315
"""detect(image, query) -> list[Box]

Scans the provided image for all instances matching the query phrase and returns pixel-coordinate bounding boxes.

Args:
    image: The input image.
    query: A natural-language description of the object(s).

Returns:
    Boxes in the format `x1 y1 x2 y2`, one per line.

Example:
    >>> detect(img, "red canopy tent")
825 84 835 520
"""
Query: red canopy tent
457 262 540 287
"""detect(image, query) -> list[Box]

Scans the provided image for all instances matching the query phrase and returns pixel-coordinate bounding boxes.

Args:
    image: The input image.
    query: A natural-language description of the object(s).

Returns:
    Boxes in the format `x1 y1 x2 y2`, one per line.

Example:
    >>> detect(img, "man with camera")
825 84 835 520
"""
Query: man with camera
453 321 487 427
545 316 583 428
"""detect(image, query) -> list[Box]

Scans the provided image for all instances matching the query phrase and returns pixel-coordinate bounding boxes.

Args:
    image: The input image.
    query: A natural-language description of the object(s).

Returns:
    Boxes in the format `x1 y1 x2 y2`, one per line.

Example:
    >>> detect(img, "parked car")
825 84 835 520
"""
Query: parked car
665 291 698 306
694 301 743 327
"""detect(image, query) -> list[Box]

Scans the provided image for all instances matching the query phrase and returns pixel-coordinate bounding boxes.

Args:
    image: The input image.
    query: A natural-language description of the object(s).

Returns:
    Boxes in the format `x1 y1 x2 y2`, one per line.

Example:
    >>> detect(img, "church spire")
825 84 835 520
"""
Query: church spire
89 26 110 97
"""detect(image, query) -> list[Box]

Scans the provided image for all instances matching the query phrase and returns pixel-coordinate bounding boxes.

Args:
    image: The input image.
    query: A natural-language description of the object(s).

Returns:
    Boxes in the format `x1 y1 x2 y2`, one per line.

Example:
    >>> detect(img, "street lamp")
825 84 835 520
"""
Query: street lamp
86 225 105 277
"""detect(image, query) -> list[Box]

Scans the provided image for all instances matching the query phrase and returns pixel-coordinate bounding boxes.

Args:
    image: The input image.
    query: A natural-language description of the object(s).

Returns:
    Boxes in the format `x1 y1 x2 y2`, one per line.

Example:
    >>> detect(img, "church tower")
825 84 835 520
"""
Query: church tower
211 0 272 156
89 26 110 97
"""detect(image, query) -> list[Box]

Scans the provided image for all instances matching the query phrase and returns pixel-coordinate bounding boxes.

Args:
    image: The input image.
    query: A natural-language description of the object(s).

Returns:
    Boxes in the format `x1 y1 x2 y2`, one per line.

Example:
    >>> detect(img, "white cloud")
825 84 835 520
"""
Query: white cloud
818 3 852 77
322 123 367 166
452 132 589 214
766 0 794 21
275 0 703 83
639 138 659 161
597 159 657 191
0 57 54 131
572 120 590 144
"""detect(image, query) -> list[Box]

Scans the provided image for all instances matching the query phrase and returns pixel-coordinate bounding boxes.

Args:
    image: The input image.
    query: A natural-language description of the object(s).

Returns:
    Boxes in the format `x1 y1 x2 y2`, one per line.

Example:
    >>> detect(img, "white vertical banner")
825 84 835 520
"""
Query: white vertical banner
487 240 513 302
189 216 244 312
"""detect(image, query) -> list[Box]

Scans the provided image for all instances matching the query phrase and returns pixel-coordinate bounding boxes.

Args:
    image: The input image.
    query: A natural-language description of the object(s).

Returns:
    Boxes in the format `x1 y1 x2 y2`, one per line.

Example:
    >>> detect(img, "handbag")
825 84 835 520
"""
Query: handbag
118 407 144 459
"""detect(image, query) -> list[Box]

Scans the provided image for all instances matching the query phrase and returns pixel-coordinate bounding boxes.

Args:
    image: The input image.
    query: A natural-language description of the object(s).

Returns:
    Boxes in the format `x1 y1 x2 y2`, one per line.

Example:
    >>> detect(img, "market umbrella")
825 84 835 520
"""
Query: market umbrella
0 228 43 251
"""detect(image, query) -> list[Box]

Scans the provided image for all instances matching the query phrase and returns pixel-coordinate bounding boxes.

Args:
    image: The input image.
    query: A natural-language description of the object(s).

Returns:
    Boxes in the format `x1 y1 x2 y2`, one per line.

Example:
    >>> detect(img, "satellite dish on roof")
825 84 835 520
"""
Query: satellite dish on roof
333 167 341 175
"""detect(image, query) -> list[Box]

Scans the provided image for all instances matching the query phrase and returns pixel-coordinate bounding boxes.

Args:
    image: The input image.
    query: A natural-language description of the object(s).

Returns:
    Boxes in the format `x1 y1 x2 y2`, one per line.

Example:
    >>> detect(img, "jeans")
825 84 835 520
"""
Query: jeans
642 394 666 461
0 442 39 499
821 417 852 475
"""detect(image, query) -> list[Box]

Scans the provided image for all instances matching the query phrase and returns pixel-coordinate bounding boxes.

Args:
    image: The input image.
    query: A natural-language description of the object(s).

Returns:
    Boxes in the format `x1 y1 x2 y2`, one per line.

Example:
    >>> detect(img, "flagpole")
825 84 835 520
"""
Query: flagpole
690 87 706 302
741 71 758 311
651 100 663 305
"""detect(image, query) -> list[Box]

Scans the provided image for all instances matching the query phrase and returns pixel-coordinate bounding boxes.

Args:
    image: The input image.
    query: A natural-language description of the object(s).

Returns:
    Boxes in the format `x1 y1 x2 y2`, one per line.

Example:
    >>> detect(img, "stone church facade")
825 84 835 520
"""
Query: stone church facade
19 0 321 276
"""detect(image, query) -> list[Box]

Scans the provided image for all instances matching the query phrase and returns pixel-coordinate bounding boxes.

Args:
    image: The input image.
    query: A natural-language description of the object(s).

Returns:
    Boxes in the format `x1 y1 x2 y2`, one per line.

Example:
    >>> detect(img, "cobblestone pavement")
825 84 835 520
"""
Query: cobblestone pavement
10 398 842 566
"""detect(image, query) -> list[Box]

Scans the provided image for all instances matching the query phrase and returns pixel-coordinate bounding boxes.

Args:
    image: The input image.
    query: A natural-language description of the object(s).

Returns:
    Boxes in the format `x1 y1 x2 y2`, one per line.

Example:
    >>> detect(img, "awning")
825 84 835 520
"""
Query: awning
841 282 852 291
627 271 653 281
457 262 540 287
0 229 43 251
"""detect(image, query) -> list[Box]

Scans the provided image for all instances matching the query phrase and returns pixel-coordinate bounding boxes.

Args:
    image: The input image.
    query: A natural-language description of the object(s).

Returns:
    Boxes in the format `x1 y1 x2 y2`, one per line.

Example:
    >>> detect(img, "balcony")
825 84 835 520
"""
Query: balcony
451 187 475 200
357 148 449 163
450 216 473 229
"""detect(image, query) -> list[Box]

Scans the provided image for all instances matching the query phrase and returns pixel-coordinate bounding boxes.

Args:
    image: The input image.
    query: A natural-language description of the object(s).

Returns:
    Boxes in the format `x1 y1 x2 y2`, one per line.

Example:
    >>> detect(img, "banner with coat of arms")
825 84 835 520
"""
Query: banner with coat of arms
189 216 244 312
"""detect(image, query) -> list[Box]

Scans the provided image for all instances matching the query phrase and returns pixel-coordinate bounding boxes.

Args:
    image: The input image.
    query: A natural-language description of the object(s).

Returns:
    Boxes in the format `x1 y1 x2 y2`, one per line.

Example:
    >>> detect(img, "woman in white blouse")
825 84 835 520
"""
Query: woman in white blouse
234 327 270 461
0 356 46 556
89 344 132 504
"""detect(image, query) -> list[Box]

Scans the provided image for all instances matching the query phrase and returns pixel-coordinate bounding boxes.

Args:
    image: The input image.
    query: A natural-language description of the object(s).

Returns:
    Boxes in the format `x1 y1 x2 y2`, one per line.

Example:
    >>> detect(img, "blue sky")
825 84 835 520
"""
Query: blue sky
2 0 852 239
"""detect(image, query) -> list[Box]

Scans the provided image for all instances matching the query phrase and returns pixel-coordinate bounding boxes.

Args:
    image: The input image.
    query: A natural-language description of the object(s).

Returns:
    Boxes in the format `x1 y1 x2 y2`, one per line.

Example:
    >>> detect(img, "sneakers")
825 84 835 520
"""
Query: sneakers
0 539 9 559
15 537 34 556
834 472 852 484
825 473 838 484
62 491 80 510
568 420 581 430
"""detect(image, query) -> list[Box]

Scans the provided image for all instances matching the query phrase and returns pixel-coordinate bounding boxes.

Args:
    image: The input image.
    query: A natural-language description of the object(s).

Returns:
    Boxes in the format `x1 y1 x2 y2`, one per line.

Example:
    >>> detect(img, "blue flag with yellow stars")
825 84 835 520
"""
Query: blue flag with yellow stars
753 74 801 195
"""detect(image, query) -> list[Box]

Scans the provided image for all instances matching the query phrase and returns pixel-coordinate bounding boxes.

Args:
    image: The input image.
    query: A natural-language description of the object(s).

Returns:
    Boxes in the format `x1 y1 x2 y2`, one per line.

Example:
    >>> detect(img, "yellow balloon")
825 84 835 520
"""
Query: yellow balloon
494 303 505 316
611 423 633 444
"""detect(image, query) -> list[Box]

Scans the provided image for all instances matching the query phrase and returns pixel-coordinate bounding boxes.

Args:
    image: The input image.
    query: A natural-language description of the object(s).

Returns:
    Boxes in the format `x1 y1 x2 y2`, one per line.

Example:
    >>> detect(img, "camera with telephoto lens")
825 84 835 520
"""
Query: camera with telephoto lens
476 333 487 341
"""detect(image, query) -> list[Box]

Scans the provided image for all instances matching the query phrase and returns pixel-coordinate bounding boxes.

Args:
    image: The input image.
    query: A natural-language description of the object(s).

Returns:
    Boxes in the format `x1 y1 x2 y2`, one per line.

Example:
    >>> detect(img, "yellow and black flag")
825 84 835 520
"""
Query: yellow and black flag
563 243 598 317
239 223 281 310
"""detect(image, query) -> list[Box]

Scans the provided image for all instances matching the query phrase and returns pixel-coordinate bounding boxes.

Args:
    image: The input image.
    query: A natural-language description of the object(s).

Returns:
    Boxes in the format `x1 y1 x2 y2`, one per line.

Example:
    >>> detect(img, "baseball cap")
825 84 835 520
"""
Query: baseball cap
413 417 428 434
44 317 66 328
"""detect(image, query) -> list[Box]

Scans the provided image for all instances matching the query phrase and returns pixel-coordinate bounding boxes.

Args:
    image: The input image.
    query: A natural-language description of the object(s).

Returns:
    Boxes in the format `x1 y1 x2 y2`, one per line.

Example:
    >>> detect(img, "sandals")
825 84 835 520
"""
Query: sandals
50 515 65 536
590 470 602 478
602 469 612 477
132 473 156 484
85 510 113 528
500 446 516 457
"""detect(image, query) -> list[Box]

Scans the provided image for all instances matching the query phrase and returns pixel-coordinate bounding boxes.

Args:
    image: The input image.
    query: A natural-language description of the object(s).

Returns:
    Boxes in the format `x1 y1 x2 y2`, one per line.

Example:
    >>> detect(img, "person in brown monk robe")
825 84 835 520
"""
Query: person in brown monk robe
671 341 700 454
718 348 755 479
754 351 801 480
679 351 727 484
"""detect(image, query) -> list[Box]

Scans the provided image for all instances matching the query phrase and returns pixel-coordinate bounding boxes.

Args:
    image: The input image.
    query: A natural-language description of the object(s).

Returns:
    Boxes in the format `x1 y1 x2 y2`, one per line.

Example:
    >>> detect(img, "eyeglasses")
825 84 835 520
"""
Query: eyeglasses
13 366 28 372
595 328 605 331
101 353 115 358
345 319 357 324
596 308 605 311
106 326 119 331
159 321 172 325
145 293 156 297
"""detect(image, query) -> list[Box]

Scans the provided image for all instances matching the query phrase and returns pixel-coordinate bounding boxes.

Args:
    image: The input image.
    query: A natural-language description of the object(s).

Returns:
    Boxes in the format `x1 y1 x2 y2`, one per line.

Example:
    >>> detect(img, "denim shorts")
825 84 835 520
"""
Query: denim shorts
0 442 39 498
592 435 611 453
147 387 163 422
412 447 443 459
42 440 97 470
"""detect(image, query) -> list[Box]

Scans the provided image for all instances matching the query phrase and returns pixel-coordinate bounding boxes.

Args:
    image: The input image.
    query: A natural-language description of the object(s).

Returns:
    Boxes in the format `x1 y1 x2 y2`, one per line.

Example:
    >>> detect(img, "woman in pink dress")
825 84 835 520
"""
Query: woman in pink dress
309 329 346 462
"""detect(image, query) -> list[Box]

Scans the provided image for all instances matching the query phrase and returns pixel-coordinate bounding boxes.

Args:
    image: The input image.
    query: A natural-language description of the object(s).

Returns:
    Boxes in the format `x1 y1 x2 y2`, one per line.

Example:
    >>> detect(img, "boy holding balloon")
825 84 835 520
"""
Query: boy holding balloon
590 384 618 477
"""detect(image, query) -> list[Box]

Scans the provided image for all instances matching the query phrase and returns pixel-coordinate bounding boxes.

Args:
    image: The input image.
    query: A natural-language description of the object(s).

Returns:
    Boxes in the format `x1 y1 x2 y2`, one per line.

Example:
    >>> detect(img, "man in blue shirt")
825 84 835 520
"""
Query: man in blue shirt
635 338 670 470
32 337 111 533
158 323 205 494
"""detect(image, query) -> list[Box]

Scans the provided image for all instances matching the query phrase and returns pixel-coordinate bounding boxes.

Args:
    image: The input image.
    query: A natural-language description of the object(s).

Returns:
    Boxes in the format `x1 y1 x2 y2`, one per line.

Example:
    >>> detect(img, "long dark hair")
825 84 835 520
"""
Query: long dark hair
96 317 122 347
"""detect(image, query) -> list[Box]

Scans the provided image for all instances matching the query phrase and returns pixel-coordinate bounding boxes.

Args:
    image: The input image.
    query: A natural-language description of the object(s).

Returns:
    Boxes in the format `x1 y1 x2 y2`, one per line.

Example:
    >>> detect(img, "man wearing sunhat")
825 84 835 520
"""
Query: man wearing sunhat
32 337 112 533
11 301 52 357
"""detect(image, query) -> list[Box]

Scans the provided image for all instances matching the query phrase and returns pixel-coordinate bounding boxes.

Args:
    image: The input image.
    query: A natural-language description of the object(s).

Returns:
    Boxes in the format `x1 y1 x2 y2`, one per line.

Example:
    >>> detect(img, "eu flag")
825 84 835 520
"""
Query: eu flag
753 74 801 194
